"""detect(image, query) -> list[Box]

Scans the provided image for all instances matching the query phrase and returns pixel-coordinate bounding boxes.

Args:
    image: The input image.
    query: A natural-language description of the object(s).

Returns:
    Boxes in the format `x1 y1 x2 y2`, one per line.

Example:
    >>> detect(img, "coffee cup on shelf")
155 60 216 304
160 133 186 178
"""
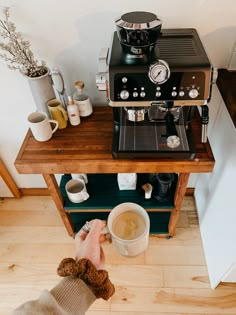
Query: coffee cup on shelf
71 173 88 184
27 111 59 142
65 178 89 203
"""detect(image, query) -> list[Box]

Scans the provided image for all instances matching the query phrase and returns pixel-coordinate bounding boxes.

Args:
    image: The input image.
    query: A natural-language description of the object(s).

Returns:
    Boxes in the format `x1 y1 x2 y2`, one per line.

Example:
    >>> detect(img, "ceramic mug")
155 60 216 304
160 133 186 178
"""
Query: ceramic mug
47 98 68 129
71 173 88 184
27 112 59 142
65 178 89 203
107 202 150 257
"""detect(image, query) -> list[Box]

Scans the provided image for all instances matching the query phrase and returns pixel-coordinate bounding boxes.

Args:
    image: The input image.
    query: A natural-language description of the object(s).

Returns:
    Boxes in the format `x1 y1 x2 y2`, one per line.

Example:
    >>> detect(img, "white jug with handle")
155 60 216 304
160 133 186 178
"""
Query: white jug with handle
27 67 66 118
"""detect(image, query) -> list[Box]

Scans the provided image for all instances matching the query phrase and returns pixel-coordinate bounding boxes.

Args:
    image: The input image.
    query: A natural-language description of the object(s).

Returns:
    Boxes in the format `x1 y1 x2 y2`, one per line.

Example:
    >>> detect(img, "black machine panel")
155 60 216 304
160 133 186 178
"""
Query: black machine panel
113 71 206 102
108 29 212 104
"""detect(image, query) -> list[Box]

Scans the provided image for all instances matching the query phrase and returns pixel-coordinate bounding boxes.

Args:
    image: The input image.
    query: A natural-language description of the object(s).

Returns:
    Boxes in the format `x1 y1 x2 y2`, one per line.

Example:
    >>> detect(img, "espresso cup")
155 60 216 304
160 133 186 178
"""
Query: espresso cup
107 202 150 257
47 98 68 129
65 178 89 203
27 112 59 142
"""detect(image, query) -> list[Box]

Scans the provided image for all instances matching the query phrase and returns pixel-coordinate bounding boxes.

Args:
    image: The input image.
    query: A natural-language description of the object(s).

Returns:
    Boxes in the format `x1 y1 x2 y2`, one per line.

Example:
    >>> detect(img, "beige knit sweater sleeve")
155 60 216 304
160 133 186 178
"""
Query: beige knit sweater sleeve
12 276 96 315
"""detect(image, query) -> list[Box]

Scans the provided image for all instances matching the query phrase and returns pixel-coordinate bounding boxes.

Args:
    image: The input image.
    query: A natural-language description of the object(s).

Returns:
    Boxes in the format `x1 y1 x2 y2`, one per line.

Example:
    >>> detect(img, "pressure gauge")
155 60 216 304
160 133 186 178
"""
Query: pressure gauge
148 60 170 84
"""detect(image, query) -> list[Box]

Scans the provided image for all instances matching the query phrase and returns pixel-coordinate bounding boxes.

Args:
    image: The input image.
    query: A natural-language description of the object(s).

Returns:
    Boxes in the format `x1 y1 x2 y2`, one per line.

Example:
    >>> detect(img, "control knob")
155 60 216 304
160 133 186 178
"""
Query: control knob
188 88 199 99
120 90 129 100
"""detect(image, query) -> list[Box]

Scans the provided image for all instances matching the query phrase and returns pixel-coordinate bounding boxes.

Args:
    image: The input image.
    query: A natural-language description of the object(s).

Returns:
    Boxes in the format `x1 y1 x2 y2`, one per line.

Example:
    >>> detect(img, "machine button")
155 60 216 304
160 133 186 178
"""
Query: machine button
171 91 177 97
156 91 161 97
133 91 138 98
140 91 146 98
179 91 185 97
189 88 199 99
122 77 128 83
120 90 129 100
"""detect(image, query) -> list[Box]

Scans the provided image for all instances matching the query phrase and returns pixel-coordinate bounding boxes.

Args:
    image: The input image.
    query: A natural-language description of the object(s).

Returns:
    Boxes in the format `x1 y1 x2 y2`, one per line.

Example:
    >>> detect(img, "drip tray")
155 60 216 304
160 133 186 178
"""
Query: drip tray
112 122 196 159
119 123 189 152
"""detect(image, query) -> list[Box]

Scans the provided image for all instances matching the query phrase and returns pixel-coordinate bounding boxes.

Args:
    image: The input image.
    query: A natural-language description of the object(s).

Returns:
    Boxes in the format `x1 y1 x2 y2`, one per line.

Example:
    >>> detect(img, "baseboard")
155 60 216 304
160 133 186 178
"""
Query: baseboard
19 188 50 196
20 187 195 197
185 188 195 196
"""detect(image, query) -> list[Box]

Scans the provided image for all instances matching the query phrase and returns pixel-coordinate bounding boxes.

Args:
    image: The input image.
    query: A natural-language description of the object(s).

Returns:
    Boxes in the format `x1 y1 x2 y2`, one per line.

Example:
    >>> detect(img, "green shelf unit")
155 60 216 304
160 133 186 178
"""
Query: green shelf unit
60 173 178 210
69 211 170 235
60 173 177 235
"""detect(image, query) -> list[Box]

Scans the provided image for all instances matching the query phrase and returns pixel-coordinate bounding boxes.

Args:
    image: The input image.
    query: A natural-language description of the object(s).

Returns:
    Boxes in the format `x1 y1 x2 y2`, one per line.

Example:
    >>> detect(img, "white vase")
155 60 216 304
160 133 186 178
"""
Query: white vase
27 68 56 117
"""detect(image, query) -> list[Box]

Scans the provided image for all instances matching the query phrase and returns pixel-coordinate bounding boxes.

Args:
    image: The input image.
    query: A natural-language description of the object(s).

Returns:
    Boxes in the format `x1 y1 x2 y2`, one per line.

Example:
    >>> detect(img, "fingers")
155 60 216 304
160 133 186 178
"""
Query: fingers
99 246 105 270
75 227 88 241
87 219 106 241
75 219 106 245
99 233 106 244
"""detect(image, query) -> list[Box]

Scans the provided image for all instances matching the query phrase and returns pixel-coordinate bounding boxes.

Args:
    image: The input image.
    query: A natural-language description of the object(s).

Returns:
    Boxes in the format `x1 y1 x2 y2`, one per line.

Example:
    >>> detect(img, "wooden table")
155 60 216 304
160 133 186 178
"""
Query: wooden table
15 106 215 237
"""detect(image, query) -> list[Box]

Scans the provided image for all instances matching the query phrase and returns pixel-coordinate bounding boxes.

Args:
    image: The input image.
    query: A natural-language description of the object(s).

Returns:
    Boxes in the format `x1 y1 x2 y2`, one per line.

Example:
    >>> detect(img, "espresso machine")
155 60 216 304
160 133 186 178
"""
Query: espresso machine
96 11 214 159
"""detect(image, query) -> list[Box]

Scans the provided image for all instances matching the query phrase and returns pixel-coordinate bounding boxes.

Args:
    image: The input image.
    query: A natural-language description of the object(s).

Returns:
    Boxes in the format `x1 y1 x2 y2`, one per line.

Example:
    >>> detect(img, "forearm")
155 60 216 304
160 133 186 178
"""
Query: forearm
12 258 115 315
12 277 96 315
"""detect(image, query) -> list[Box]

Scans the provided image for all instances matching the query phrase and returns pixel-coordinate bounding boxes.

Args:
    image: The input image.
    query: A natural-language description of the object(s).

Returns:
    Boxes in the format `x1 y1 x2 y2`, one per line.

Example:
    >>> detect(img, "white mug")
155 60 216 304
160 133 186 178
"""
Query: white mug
28 112 59 142
107 202 150 257
65 178 89 203
71 173 88 184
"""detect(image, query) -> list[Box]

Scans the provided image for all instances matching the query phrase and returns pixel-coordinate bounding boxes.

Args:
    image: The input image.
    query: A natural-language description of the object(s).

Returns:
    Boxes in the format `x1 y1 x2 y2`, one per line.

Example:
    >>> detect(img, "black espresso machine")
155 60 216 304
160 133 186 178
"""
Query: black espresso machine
96 11 215 159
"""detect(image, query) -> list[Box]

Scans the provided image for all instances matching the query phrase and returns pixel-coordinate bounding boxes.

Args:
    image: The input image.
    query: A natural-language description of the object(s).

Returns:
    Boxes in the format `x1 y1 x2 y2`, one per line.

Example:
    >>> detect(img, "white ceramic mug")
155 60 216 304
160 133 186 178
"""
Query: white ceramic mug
71 173 88 184
28 112 58 142
107 202 150 257
65 178 89 203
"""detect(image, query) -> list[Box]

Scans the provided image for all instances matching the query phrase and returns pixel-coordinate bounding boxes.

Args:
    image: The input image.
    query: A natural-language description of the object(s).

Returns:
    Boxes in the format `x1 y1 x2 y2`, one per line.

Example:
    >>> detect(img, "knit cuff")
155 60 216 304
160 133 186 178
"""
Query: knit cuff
57 258 115 300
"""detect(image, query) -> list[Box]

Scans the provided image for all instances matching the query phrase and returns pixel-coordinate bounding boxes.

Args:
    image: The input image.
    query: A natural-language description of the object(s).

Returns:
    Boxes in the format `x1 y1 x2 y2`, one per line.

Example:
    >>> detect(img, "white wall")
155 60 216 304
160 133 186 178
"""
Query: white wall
0 0 236 191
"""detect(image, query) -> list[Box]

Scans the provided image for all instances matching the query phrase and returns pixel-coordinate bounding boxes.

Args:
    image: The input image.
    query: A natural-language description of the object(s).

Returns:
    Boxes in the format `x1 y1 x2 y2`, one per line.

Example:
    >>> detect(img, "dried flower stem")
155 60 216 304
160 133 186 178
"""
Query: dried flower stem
0 7 46 77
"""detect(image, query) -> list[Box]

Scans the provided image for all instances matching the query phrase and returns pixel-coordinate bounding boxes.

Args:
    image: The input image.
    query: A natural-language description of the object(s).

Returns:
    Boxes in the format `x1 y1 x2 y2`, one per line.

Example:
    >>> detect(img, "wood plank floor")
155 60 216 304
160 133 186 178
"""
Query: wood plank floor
0 196 236 314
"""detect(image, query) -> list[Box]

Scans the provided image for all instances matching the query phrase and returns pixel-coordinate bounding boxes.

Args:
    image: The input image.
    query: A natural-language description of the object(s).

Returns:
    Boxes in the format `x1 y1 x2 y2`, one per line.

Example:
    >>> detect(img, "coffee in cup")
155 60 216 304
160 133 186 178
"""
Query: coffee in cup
107 202 150 257
112 210 146 240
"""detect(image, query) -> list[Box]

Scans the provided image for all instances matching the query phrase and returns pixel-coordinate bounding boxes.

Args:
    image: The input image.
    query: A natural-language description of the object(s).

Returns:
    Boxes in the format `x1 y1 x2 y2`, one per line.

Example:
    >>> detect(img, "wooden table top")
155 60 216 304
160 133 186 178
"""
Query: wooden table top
15 106 215 175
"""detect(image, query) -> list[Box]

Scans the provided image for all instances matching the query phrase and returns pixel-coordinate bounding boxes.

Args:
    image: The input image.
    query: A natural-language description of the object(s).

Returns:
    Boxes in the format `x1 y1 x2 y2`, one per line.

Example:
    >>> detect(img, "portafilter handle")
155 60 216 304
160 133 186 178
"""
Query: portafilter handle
201 105 209 143
165 111 180 149
165 111 177 137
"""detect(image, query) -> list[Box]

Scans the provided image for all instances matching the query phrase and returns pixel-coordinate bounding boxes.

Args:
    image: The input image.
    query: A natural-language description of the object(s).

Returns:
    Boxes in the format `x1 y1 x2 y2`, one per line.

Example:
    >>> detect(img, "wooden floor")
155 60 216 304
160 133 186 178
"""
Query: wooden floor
0 196 236 315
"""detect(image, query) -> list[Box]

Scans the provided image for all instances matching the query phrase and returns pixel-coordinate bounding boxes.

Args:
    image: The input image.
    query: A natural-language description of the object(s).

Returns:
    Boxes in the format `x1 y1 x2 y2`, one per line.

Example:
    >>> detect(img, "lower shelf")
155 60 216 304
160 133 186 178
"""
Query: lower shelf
60 173 177 210
69 211 170 235
61 173 177 235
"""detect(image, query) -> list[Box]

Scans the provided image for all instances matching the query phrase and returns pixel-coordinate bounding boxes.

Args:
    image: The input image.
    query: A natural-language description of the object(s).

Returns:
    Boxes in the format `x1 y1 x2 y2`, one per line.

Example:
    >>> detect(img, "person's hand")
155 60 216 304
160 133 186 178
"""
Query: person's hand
75 219 106 270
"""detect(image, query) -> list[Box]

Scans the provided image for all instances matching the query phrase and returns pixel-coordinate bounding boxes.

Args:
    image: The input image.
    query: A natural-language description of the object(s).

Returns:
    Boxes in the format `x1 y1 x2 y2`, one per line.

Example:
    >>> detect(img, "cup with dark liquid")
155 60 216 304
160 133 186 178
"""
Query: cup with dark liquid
65 178 89 203
107 202 150 257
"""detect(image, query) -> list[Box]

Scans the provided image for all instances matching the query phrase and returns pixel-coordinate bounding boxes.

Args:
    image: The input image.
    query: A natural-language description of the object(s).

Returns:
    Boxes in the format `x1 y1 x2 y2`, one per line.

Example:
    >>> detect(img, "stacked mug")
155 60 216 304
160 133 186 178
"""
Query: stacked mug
65 174 89 203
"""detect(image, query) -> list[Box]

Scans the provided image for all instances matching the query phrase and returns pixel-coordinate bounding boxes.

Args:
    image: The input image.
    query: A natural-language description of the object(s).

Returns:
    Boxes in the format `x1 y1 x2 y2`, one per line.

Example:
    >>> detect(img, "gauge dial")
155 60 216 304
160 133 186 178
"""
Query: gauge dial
148 60 170 84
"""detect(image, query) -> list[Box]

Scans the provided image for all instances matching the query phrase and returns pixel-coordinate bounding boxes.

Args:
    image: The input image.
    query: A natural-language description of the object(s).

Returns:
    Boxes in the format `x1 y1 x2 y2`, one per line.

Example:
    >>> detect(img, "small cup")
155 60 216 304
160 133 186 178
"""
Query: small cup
107 202 150 257
71 173 88 184
65 178 89 203
47 98 68 129
27 112 58 142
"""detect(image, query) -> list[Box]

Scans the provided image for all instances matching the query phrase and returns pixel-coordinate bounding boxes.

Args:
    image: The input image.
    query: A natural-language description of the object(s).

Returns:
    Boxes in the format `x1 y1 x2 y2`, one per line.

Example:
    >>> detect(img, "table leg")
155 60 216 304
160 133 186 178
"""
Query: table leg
168 173 190 237
43 174 74 236
0 159 21 198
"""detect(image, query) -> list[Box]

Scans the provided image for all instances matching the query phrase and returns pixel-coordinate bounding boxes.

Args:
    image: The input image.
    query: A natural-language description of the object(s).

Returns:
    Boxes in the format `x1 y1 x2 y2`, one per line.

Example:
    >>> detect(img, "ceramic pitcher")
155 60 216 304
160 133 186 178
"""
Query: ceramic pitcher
27 67 65 118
